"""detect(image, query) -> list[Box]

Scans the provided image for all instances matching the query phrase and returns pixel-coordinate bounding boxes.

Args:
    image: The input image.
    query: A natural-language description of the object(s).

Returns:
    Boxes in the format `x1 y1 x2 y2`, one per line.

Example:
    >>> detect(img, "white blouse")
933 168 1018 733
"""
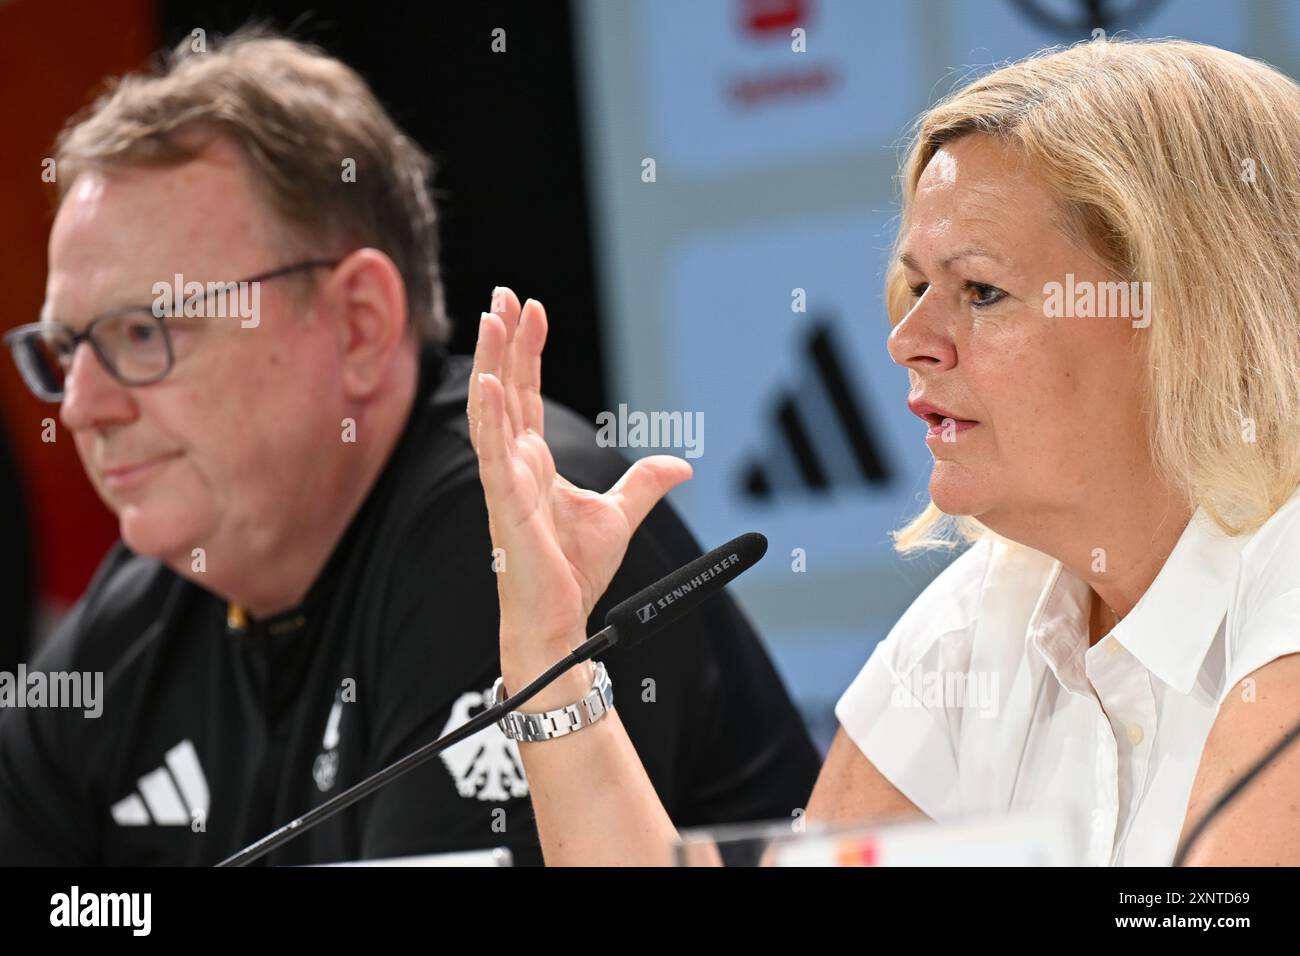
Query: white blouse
835 494 1300 865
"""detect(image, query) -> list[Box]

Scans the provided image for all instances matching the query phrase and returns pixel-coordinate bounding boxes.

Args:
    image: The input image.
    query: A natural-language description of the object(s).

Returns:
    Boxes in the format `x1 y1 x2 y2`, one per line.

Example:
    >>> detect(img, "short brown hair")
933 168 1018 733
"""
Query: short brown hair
54 24 449 343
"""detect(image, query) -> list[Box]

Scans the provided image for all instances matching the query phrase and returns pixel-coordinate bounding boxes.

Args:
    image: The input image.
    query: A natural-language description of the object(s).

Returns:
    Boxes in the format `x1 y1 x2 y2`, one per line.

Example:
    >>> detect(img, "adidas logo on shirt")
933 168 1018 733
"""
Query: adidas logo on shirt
110 739 210 828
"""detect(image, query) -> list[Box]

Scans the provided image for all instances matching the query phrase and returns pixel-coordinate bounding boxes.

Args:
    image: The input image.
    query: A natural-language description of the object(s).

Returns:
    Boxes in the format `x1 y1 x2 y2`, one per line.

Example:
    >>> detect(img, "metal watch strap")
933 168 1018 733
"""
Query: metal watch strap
489 661 614 742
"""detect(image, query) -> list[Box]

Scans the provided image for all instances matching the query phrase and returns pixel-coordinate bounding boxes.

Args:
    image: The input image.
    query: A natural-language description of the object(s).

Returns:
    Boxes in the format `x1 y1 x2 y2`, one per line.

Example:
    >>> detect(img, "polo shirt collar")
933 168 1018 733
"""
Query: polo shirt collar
1021 508 1247 696
1109 508 1247 694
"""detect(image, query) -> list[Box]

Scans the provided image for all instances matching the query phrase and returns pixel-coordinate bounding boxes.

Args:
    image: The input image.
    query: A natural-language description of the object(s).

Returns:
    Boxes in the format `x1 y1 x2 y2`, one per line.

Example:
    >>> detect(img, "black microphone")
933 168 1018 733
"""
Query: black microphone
216 531 768 867
601 531 768 650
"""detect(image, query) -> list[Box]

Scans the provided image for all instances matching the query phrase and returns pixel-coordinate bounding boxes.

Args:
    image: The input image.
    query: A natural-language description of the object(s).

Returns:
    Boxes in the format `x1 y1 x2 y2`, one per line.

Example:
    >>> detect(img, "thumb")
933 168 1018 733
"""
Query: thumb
606 455 694 536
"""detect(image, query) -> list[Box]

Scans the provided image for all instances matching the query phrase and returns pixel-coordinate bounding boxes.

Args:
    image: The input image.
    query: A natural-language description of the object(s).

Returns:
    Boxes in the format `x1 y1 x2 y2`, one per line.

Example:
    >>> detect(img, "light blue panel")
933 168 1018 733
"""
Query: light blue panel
657 212 935 572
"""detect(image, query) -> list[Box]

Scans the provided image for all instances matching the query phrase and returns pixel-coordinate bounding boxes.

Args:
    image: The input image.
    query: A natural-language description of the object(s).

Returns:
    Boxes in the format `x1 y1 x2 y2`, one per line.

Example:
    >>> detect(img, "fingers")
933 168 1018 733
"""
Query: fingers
513 298 548 437
471 287 550 447
469 310 512 452
474 371 524 525
490 286 526 435
607 455 694 538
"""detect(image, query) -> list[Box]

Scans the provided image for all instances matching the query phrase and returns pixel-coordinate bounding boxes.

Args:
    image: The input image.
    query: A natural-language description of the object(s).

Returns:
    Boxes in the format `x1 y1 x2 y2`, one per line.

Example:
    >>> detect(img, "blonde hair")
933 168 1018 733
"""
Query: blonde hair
890 38 1300 553
53 24 449 343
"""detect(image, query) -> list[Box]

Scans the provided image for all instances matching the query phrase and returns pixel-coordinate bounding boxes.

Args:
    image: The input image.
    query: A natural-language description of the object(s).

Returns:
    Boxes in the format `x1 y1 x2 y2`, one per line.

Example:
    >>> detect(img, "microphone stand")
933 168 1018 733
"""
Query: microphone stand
217 530 767 867
216 625 618 867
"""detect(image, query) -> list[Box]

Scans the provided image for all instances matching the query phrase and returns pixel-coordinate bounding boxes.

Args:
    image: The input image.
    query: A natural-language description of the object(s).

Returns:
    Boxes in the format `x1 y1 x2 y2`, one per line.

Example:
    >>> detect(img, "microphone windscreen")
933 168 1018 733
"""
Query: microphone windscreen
604 532 768 649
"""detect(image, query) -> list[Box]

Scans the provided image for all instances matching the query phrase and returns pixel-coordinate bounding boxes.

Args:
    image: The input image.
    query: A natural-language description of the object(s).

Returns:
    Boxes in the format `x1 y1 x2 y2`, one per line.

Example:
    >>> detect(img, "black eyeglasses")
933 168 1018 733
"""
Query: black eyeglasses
4 258 341 402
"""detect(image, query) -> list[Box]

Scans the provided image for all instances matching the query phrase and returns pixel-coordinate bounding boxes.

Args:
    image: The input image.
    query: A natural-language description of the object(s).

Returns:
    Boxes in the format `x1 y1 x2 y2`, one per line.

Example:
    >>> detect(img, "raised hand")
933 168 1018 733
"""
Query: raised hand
467 287 693 686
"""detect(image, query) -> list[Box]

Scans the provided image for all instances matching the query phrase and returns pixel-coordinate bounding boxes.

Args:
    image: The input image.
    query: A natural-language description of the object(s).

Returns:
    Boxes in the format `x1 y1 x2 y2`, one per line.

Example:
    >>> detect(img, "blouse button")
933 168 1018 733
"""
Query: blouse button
1127 722 1145 746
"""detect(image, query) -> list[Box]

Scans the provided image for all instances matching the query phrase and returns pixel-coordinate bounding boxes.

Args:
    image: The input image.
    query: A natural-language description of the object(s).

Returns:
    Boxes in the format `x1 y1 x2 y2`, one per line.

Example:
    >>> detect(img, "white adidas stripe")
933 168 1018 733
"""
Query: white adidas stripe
138 767 188 824
166 740 209 818
110 794 150 825
110 739 209 826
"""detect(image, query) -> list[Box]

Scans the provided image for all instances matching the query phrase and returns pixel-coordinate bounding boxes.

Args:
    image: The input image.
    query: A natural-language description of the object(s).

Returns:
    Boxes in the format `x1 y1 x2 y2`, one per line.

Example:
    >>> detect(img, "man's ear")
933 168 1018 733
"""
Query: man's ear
324 248 409 399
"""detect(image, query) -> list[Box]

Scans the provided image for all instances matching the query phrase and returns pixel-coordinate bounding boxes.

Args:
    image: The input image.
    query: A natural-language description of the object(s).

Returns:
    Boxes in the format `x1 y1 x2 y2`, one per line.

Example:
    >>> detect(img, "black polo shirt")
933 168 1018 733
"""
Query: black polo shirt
0 345 820 865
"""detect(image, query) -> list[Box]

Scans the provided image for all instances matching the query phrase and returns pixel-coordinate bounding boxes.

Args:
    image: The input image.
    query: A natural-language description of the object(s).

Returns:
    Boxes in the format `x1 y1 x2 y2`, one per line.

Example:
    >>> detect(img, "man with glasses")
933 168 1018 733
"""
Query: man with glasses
8 260 340 400
0 28 819 865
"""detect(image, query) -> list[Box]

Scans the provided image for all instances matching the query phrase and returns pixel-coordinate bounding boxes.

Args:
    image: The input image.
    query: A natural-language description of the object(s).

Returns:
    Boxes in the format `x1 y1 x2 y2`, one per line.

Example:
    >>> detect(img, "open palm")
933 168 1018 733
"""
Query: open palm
468 288 693 658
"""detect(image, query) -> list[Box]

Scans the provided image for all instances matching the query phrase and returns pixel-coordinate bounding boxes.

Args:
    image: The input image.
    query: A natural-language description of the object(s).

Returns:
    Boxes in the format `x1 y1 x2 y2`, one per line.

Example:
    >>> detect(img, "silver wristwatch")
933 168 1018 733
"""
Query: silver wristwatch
489 661 615 742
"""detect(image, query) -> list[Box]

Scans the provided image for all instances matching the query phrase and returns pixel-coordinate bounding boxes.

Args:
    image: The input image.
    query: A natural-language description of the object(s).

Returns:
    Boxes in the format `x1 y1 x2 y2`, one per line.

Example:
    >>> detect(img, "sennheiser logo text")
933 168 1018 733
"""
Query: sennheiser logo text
649 553 738 613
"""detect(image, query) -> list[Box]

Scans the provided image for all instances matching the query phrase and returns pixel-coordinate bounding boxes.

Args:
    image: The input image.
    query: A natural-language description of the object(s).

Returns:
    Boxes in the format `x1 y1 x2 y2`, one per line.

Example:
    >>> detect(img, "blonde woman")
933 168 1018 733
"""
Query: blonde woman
467 38 1300 866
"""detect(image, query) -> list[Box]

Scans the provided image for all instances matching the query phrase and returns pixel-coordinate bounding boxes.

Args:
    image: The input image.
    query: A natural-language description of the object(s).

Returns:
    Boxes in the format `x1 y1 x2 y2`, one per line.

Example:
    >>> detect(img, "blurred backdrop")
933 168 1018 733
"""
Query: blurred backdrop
3 0 1298 748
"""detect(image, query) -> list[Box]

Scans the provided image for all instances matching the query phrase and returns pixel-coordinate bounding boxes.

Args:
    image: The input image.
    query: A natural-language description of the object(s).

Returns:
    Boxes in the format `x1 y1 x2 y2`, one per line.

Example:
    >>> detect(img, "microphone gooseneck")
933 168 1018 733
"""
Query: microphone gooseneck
216 532 767 867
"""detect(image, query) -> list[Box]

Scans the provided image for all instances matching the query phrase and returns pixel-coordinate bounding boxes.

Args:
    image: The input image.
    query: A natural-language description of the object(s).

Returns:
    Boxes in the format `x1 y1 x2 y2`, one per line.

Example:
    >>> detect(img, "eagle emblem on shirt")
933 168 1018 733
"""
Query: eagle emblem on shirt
438 689 529 801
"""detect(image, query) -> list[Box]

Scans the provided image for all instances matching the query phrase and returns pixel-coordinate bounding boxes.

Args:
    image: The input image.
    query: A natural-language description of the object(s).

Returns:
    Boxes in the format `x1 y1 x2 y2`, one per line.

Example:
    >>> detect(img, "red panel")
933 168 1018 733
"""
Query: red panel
0 0 159 604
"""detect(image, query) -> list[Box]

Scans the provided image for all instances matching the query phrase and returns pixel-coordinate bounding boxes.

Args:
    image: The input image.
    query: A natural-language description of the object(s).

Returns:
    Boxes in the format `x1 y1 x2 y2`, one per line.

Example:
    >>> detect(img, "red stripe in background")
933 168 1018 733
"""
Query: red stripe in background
0 0 159 608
